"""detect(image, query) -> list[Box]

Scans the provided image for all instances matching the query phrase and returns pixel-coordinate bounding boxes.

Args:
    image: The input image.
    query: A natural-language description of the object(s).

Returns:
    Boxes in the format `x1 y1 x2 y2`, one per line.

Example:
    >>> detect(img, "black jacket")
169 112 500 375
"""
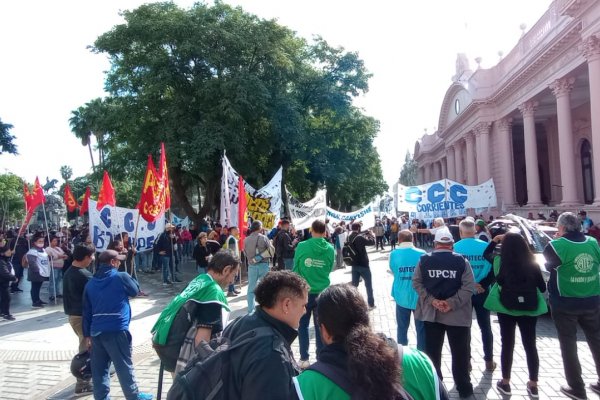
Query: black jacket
348 232 375 268
275 230 295 259
0 258 16 284
63 266 93 316
223 307 299 400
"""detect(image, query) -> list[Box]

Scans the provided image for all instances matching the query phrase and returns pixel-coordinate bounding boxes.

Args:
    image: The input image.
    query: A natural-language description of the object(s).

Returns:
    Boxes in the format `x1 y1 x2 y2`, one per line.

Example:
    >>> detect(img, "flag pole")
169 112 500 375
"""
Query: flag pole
41 202 57 306
10 211 29 262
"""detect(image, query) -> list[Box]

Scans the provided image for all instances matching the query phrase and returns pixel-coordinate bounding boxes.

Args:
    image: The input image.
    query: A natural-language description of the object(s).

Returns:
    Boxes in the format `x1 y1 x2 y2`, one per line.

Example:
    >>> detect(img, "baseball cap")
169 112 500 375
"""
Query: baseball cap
98 249 126 264
475 219 486 227
578 210 587 215
434 228 454 244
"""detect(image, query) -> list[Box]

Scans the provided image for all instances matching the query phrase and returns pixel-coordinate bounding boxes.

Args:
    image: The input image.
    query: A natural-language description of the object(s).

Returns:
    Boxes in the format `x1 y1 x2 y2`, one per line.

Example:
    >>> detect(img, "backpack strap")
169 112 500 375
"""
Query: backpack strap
307 361 354 395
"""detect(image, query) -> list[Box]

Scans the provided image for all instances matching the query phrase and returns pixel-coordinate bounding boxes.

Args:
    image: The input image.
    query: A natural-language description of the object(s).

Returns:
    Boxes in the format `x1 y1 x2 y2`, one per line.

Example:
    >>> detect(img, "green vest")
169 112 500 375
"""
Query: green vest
551 236 600 298
151 274 229 345
293 347 439 400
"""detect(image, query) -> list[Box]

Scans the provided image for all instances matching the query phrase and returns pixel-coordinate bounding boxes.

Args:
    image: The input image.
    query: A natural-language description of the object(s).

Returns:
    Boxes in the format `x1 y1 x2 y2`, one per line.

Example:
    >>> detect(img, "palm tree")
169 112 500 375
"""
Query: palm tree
69 106 96 171
60 165 73 182
69 98 109 172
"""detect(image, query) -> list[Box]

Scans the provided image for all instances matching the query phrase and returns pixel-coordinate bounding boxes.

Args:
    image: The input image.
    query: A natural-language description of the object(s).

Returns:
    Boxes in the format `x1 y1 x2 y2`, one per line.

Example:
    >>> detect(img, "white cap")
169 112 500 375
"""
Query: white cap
434 228 454 244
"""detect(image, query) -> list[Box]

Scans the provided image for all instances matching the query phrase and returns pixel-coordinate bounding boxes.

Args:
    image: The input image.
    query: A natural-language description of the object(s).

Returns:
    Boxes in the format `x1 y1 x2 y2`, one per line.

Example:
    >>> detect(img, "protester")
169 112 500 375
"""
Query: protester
332 226 347 269
578 210 594 234
192 232 212 274
82 250 153 400
26 233 50 308
293 219 335 369
347 223 376 308
0 241 17 320
454 219 496 371
483 233 546 397
63 244 96 394
180 226 193 259
474 220 491 242
220 270 309 399
389 230 426 350
46 235 67 301
243 220 273 313
222 226 242 296
373 220 385 251
293 284 448 400
156 223 177 284
543 212 600 400
8 231 27 293
413 229 476 399
151 250 239 372
389 218 399 250
274 219 296 270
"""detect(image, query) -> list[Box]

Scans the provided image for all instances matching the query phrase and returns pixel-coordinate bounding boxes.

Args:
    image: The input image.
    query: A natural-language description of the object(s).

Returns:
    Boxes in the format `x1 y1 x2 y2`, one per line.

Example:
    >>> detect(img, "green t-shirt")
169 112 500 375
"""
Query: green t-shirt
551 236 600 298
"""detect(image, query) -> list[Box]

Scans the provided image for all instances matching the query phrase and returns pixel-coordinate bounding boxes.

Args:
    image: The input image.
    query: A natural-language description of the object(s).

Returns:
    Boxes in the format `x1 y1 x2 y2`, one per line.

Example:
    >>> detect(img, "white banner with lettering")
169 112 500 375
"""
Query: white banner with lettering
89 199 165 252
288 189 327 230
326 204 376 228
397 178 497 219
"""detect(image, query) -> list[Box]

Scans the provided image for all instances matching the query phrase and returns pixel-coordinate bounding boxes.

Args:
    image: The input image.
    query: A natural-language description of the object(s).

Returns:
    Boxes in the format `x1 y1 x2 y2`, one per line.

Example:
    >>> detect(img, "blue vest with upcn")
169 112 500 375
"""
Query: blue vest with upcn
389 246 427 309
419 251 466 300
454 238 492 285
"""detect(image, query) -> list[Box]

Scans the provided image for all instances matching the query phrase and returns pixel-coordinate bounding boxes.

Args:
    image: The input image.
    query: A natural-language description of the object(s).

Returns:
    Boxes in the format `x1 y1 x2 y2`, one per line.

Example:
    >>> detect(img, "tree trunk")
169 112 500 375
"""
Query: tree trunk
170 166 202 225
88 142 96 172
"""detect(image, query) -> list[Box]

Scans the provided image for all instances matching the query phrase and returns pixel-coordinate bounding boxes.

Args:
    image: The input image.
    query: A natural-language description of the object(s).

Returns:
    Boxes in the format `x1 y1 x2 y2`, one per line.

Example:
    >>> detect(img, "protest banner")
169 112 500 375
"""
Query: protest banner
288 189 327 230
89 199 165 252
326 204 376 228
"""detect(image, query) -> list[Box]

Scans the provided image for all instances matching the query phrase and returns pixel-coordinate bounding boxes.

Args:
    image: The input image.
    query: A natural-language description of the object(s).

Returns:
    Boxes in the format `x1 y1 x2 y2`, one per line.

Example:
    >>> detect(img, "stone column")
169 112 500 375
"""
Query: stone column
497 118 515 207
465 133 477 185
583 36 600 205
550 77 580 206
446 146 456 180
455 141 464 183
518 101 543 206
475 122 492 182
424 163 431 183
441 158 447 179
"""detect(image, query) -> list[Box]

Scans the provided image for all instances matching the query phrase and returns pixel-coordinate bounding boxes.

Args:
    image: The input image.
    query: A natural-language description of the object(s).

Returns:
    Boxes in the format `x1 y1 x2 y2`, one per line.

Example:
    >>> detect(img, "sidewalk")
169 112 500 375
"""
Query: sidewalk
0 248 598 399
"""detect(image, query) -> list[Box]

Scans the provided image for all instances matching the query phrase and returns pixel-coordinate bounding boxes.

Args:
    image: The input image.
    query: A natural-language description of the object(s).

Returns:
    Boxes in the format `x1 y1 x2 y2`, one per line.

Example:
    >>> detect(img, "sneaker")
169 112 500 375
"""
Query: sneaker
560 385 587 400
40 300 48 304
174 278 182 283
49 296 55 301
368 305 376 311
298 359 311 370
10 288 23 293
163 281 173 286
234 289 241 294
3 314 15 321
527 383 539 398
136 393 153 400
32 302 44 309
227 291 238 297
74 384 93 394
496 380 511 396
590 382 600 395
486 360 497 371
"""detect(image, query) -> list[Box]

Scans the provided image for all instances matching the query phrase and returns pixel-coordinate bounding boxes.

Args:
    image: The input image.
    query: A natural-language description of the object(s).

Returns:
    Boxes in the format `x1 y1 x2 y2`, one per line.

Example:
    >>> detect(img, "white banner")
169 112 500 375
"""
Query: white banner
288 189 327 230
89 199 165 252
397 178 497 220
219 155 283 230
326 204 376 228
172 214 190 228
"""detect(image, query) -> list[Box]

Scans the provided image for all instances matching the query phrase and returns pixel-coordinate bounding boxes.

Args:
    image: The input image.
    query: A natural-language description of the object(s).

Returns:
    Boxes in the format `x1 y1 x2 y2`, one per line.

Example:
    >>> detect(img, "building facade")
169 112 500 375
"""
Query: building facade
414 0 600 219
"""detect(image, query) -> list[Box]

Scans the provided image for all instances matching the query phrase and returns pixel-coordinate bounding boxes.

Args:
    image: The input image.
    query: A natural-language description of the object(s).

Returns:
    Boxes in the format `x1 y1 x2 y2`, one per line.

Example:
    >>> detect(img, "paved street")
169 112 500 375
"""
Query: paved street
0 247 598 399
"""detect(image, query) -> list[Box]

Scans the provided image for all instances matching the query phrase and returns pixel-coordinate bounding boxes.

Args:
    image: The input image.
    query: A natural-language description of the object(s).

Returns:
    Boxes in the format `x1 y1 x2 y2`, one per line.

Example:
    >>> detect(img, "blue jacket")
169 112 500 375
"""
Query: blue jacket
82 264 139 336
454 238 493 286
389 244 426 309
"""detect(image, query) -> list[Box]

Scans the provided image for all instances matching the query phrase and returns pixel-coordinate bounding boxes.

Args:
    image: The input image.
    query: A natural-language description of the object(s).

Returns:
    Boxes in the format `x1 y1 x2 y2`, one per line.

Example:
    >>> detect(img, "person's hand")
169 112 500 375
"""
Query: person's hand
475 283 485 294
493 234 504 243
159 251 166 256
85 337 92 350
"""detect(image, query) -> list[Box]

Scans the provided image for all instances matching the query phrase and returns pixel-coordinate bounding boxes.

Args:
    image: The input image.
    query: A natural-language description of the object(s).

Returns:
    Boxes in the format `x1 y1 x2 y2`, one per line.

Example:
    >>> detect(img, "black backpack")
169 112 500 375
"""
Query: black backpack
167 326 279 400
342 234 359 266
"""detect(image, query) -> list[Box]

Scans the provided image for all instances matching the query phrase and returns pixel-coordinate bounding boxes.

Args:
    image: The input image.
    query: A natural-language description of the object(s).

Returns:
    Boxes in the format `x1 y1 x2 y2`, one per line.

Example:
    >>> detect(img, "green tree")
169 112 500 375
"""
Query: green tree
60 165 73 182
0 118 17 155
399 150 417 186
0 173 25 228
72 2 386 223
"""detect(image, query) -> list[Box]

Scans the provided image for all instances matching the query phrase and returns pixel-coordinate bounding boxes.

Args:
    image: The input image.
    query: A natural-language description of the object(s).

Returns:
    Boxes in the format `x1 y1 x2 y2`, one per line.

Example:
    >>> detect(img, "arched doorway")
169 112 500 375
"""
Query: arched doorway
581 139 594 204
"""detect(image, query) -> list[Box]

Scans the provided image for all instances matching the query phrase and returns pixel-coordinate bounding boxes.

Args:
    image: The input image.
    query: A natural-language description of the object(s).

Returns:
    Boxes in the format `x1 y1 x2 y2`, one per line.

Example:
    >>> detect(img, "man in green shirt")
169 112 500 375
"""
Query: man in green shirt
293 219 335 369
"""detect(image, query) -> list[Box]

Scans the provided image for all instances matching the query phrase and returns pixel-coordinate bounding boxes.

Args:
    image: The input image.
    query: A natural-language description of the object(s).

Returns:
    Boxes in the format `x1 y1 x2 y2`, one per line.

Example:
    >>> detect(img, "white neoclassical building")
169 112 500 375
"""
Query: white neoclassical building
414 0 600 219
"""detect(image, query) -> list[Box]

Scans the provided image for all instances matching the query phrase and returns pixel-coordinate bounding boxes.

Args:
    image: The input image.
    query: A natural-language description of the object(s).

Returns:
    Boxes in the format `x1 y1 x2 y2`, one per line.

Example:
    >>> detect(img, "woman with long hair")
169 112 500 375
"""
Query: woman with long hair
192 232 210 274
294 284 447 400
483 232 547 397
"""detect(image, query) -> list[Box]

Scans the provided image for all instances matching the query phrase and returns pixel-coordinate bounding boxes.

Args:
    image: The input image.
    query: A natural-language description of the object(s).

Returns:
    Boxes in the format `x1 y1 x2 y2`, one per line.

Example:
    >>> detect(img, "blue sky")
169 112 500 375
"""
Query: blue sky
0 0 552 190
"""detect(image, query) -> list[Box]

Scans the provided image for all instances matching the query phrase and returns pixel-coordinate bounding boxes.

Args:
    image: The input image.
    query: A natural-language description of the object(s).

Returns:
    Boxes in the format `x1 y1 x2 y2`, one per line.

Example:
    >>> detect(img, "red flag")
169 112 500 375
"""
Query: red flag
79 187 91 216
24 177 46 213
63 184 78 213
238 175 248 250
96 171 116 210
159 142 171 210
137 155 167 222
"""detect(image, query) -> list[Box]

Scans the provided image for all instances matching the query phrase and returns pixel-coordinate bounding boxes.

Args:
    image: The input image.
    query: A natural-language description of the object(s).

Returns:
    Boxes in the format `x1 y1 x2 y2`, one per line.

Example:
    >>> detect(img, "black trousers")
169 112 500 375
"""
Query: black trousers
30 281 43 303
497 313 539 381
552 306 600 395
0 282 10 315
424 321 472 396
375 236 384 250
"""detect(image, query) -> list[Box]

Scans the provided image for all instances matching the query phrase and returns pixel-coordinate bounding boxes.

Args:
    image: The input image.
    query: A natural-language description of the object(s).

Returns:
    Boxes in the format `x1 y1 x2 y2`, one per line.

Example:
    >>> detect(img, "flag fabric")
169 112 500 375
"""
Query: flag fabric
63 184 78 213
96 171 116 210
24 177 46 214
137 155 167 222
219 156 231 227
238 175 248 250
159 142 171 210
80 187 91 216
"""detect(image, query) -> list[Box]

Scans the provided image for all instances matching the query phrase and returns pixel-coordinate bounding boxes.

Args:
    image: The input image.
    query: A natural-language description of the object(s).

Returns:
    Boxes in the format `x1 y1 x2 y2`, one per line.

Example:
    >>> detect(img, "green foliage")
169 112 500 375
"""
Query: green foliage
0 118 17 155
0 172 25 227
399 150 417 186
72 2 386 221
60 165 73 182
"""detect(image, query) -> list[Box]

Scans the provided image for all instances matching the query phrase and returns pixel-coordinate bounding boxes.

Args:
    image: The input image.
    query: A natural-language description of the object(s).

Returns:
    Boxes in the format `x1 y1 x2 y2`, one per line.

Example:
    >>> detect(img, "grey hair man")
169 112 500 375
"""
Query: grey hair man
543 212 600 399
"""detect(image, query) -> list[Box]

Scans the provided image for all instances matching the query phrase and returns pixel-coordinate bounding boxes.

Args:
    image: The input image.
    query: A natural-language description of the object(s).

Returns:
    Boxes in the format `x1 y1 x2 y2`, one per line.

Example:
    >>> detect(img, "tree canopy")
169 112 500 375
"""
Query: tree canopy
72 1 387 222
399 150 417 186
0 118 17 155
0 173 25 228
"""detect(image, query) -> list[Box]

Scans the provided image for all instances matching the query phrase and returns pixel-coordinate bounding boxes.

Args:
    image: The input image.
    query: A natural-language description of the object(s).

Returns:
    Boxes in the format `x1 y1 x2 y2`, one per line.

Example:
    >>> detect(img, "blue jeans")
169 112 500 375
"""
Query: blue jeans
49 268 62 297
196 266 206 274
247 262 270 313
472 291 494 361
160 255 174 283
135 251 152 273
396 305 425 351
283 258 294 270
91 330 140 400
351 265 374 307
298 293 323 360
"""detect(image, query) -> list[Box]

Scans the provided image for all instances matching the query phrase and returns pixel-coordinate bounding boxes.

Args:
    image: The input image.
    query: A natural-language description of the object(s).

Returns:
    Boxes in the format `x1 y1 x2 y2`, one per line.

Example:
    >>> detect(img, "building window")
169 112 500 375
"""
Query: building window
454 99 460 115
581 139 594 204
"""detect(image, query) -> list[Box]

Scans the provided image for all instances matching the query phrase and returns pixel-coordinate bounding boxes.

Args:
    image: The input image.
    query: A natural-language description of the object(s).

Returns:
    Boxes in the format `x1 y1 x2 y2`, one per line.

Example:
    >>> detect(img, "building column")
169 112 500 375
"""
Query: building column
497 118 515 207
435 161 442 181
446 146 456 181
475 122 492 182
518 101 543 206
441 158 447 179
465 133 477 185
455 141 464 183
550 77 580 206
423 163 430 183
583 35 600 205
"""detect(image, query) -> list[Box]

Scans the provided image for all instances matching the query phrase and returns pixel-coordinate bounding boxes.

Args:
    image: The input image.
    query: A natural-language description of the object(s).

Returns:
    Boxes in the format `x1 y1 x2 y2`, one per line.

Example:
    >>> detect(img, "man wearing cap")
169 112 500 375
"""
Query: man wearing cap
82 250 153 400
413 229 476 399
474 219 491 242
